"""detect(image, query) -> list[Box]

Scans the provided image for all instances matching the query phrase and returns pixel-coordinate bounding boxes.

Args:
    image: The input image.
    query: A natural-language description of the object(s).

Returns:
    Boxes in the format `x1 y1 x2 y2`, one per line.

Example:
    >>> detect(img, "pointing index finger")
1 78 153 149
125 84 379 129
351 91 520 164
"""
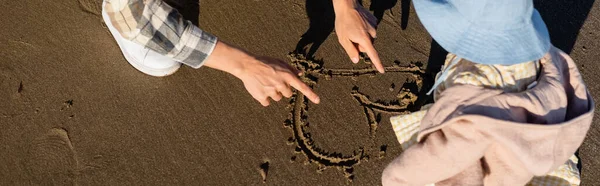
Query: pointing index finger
358 39 384 73
284 74 320 104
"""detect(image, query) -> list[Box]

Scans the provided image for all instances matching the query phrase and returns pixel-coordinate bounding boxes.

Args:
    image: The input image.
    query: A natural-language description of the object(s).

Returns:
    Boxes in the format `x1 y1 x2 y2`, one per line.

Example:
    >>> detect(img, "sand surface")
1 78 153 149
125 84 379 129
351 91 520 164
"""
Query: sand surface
0 0 599 185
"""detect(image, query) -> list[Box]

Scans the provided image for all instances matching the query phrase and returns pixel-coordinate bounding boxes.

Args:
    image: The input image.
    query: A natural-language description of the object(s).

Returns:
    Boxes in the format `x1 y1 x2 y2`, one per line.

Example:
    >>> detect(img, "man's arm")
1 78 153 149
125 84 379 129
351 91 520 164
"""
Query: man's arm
104 0 216 68
104 0 319 106
203 40 320 106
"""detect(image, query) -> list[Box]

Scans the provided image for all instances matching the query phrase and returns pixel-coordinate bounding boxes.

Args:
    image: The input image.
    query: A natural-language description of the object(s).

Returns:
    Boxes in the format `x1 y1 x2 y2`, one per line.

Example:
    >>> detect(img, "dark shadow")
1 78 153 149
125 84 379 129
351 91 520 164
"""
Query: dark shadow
369 0 399 26
409 40 447 111
535 0 595 175
462 105 568 125
400 0 411 29
575 149 582 172
369 0 408 29
424 40 447 78
162 0 200 27
535 0 595 53
294 0 336 59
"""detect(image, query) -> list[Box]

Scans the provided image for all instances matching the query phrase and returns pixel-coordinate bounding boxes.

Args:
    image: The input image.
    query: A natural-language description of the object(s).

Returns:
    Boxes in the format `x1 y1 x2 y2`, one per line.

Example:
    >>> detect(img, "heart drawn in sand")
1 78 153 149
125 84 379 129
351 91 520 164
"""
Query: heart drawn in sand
283 53 425 182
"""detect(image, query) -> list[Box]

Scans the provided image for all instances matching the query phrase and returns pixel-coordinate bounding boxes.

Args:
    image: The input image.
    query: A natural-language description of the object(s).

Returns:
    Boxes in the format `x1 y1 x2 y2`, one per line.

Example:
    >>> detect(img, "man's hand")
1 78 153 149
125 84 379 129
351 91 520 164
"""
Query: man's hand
234 56 320 106
204 41 320 106
333 0 384 73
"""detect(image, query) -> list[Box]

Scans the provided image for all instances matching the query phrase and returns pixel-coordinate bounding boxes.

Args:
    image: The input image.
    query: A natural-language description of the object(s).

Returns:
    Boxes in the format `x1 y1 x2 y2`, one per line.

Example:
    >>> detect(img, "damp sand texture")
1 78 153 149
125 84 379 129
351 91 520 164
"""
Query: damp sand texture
2 0 600 185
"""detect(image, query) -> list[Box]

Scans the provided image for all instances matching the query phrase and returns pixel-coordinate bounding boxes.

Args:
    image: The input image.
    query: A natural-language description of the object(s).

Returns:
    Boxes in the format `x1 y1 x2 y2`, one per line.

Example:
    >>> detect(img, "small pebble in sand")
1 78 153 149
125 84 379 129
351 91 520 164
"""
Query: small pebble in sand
290 156 297 162
316 164 326 173
286 137 295 145
18 81 23 93
379 145 388 158
64 100 73 108
60 100 74 111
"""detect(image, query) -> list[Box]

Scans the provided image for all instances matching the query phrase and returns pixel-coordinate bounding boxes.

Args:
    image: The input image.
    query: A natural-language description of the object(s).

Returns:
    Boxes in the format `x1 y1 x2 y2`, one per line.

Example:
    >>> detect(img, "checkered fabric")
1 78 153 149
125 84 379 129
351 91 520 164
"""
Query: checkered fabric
528 155 581 186
103 0 217 68
433 53 540 100
390 53 581 186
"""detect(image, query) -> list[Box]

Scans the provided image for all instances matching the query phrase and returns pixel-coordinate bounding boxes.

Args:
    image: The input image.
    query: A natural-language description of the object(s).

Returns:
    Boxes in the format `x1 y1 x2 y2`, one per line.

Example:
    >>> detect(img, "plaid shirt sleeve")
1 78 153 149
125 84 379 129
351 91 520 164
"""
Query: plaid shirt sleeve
104 0 217 68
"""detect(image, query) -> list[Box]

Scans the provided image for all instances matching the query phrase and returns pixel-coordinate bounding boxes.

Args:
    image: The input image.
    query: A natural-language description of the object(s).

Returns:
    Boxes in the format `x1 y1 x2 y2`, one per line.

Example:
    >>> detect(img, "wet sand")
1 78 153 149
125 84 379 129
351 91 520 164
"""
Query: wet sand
0 0 599 185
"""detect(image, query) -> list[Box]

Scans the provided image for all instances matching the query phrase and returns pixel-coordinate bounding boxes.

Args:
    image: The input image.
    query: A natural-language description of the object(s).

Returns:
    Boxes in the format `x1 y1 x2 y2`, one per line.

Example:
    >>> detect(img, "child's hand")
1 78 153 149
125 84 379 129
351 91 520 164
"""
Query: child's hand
333 0 383 73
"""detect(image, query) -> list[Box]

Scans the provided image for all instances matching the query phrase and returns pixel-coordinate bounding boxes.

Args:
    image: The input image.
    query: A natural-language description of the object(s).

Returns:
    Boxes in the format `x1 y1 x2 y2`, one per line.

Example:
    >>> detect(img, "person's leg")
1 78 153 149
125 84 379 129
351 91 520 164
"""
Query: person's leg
102 0 181 77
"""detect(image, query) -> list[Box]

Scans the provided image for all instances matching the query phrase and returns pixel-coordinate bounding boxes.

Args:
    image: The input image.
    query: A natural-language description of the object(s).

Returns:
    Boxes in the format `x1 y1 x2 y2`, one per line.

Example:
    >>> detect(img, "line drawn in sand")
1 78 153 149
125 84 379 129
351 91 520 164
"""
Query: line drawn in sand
283 53 425 183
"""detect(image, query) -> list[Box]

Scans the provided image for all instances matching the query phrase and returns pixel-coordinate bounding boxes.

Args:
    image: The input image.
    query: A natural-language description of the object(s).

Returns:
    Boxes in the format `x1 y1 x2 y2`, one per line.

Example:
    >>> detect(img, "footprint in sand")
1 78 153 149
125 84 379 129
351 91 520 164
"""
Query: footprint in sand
26 128 79 185
284 53 425 182
77 0 102 16
259 161 269 183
